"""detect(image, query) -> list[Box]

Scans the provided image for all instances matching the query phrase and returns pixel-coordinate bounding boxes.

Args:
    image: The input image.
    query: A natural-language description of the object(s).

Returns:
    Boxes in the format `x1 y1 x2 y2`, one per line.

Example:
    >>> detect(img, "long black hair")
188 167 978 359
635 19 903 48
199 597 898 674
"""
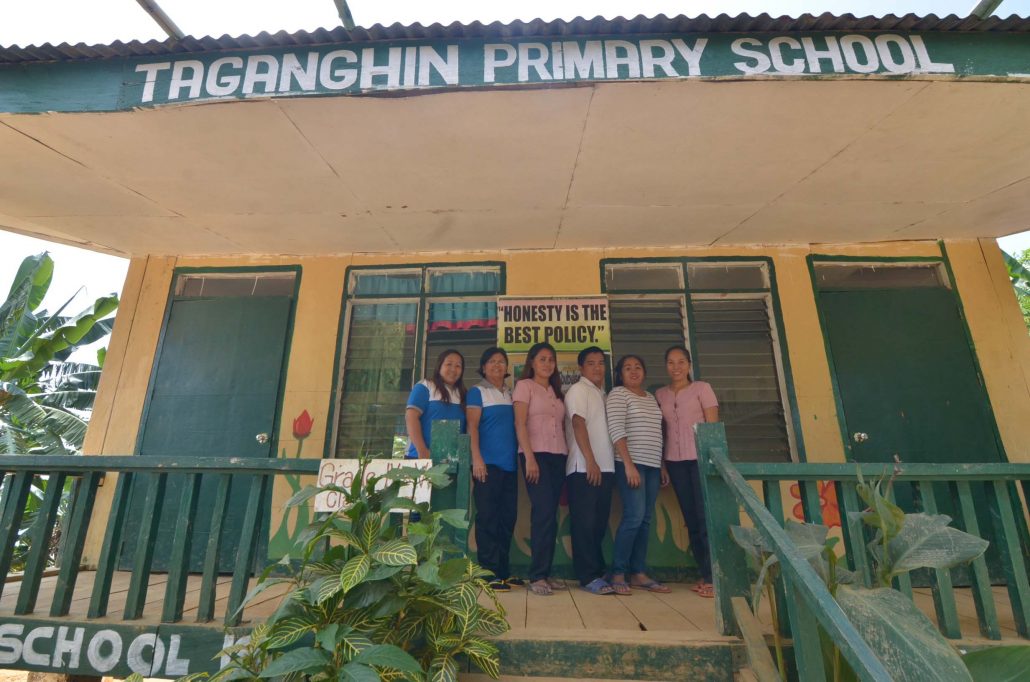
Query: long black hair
520 342 564 400
613 354 647 387
430 348 467 406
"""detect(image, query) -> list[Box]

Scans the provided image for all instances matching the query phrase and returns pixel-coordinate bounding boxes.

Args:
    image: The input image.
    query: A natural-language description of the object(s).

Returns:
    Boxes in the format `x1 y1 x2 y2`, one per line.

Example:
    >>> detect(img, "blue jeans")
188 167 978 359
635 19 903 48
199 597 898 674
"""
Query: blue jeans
611 461 661 576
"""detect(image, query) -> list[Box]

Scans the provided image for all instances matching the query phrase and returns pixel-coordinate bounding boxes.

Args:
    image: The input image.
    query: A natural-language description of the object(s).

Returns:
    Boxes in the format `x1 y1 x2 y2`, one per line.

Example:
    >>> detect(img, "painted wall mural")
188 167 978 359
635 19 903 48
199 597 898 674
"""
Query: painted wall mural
268 409 315 557
789 480 842 528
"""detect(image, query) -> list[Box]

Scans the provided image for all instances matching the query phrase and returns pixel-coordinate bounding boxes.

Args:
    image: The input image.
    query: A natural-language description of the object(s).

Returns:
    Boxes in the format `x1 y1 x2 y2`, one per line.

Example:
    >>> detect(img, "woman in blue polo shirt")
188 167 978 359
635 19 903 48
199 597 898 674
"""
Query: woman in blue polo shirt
467 347 519 591
405 349 467 459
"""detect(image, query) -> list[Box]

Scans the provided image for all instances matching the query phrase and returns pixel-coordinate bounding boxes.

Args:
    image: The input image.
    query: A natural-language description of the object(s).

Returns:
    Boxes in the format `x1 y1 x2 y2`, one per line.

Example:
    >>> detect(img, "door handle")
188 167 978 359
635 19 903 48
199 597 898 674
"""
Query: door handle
852 432 869 443
255 433 270 444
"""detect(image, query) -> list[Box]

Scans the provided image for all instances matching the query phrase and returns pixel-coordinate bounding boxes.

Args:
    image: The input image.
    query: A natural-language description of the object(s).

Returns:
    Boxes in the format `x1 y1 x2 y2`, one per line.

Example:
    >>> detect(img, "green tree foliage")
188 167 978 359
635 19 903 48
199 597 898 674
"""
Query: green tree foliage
0 252 118 571
0 252 118 454
1002 248 1030 333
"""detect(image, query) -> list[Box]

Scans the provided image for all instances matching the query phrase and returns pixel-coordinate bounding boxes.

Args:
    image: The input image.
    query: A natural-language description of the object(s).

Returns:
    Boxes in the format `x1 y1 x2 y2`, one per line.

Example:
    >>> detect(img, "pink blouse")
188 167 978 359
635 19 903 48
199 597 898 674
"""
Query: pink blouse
512 379 568 455
655 382 718 462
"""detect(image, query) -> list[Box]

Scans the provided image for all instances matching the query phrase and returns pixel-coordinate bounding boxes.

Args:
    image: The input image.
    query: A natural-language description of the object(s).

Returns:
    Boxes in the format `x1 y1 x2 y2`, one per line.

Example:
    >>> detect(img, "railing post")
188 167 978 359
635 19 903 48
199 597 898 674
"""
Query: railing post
430 420 471 555
16 472 68 614
783 574 829 682
696 422 750 635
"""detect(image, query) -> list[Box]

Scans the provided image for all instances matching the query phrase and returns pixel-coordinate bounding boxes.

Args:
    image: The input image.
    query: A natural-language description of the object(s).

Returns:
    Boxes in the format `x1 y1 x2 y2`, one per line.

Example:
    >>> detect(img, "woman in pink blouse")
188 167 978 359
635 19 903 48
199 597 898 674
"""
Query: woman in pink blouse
513 342 568 596
655 345 719 598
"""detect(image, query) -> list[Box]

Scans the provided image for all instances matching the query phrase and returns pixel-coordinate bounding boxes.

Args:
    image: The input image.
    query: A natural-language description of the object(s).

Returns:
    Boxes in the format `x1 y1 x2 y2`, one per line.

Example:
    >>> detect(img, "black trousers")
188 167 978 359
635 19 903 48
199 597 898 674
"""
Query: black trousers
521 452 567 582
666 459 712 582
472 465 518 581
567 471 614 586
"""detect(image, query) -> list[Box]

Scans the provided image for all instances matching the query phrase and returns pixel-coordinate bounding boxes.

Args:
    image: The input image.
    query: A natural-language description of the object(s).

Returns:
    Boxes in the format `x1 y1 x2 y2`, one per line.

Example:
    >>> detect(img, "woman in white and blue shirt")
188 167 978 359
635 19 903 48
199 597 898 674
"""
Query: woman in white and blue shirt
405 349 467 459
467 347 519 590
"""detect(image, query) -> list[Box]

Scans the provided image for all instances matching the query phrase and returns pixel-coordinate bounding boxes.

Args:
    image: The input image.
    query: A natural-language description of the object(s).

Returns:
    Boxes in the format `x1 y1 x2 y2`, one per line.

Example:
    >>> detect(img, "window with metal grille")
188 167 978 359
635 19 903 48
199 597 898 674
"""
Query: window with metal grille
334 264 503 458
604 260 796 462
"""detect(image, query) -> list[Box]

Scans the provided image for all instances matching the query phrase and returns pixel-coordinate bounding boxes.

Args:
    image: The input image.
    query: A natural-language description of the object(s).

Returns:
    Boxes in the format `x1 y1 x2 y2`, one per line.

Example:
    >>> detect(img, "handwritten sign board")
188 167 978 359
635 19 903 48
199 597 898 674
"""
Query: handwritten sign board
497 296 610 353
314 459 433 513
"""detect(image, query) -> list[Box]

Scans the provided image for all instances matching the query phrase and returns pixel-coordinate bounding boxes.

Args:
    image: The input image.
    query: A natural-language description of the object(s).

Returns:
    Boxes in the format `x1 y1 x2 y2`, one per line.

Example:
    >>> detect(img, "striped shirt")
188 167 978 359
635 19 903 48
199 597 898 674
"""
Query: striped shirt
606 386 663 469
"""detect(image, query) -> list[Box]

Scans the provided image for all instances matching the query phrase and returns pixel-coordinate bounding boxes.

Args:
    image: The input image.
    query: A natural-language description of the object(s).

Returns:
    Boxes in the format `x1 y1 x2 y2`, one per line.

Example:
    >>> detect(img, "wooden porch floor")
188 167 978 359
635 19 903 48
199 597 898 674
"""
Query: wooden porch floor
0 570 289 625
1 572 1022 645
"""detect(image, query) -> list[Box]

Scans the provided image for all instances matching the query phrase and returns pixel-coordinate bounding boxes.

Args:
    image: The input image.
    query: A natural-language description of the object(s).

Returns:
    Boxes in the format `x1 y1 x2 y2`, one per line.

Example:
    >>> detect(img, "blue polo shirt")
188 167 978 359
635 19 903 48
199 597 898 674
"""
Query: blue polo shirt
466 381 517 472
406 379 466 459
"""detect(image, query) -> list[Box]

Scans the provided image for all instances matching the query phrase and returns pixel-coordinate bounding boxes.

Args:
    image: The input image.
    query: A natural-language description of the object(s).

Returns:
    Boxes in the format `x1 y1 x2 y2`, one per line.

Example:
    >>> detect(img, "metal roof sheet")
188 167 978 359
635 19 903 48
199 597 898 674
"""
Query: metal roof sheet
1 12 1028 64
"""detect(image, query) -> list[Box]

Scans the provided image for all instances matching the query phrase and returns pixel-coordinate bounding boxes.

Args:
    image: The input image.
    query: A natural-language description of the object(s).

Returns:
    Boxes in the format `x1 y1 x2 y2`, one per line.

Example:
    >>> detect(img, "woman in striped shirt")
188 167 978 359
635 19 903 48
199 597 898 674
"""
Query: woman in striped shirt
606 354 671 595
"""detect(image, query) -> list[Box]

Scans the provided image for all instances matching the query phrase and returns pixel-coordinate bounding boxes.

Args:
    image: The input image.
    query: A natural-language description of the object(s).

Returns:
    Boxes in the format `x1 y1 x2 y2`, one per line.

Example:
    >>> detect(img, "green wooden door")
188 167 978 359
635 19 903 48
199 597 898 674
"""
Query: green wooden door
119 295 292 572
820 287 1005 582
819 288 1001 465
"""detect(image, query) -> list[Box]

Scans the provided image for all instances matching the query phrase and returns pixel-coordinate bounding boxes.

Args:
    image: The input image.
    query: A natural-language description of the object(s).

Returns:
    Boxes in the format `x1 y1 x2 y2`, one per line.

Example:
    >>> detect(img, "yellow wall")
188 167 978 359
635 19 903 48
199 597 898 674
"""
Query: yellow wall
80 240 1030 564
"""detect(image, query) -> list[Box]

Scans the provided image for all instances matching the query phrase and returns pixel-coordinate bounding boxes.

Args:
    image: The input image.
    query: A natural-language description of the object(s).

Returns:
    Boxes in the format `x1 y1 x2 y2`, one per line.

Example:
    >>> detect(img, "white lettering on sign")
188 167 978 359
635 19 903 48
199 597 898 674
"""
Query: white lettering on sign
0 626 193 677
53 626 83 669
86 630 122 673
127 634 164 676
730 33 954 75
132 34 957 104
0 624 24 664
314 459 433 513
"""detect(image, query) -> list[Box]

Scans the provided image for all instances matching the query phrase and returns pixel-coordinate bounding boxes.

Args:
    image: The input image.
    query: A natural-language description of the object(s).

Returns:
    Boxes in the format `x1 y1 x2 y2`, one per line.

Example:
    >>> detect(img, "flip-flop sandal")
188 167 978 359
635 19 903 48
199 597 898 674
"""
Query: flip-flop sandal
696 583 715 599
631 579 672 593
529 580 553 596
609 581 632 596
581 578 615 595
546 578 568 590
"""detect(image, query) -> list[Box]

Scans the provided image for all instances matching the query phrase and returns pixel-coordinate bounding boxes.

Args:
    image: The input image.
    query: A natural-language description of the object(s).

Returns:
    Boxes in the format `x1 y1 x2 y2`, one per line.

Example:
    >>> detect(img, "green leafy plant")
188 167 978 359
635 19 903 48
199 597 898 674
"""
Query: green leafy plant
197 457 509 682
1 252 118 455
0 252 118 571
732 470 1001 682
1002 248 1030 333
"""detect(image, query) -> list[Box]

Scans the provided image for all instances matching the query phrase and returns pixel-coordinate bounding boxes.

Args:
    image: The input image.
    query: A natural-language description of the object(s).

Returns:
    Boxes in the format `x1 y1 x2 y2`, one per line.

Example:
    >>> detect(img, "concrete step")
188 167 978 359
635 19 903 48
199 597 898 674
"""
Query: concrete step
488 629 746 682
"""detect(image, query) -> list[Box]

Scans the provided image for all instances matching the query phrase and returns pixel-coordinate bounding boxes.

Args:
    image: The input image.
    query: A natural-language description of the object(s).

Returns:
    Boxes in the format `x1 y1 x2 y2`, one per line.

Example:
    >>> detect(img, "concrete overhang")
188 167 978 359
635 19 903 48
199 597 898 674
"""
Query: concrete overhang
2 77 1029 256
1 14 1028 256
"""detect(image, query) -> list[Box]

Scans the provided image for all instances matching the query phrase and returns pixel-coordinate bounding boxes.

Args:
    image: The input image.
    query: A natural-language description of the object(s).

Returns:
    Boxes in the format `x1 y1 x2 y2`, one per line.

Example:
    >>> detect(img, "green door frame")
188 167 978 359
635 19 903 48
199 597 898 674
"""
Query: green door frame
805 249 1008 463
134 265 303 458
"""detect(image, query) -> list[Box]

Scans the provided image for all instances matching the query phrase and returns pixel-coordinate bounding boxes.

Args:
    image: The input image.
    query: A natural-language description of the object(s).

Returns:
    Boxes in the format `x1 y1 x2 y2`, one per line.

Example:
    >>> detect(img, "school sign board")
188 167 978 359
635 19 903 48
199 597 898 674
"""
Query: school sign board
1 32 1028 113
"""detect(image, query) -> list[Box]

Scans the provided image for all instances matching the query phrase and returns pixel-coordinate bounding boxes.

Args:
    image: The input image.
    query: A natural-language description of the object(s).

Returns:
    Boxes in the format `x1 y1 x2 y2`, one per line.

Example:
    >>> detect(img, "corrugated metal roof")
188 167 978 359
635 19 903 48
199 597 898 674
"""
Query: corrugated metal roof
2 12 1028 64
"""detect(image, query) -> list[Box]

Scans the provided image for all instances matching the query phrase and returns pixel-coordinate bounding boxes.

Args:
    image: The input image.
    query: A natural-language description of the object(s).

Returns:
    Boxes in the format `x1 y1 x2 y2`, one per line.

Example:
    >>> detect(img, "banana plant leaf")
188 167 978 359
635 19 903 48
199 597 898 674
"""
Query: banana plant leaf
1 294 118 381
835 586 972 682
0 381 88 451
962 645 1030 682
871 513 988 580
1003 251 1030 287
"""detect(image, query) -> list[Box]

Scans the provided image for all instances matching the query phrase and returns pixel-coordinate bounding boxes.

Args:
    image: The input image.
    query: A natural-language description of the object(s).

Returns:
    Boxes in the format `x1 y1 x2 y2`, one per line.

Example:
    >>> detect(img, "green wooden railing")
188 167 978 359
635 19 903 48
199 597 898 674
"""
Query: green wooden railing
698 422 1030 682
0 455 321 628
0 429 471 630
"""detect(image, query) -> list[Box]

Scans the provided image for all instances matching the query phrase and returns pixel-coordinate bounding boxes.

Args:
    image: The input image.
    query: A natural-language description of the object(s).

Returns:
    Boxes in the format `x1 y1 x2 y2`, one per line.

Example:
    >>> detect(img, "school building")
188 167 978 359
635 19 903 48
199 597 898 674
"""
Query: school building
0 12 1027 680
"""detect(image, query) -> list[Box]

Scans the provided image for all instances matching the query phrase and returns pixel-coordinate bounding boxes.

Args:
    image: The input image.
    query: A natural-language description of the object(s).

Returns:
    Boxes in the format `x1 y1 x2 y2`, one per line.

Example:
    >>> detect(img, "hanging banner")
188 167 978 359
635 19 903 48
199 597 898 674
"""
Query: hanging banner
497 296 610 353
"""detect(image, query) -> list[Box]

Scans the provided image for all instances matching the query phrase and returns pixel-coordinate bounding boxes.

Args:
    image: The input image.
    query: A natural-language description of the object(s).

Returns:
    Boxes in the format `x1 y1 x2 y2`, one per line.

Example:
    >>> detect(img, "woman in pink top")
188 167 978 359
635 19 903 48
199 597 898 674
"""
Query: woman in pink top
655 345 719 598
513 342 568 596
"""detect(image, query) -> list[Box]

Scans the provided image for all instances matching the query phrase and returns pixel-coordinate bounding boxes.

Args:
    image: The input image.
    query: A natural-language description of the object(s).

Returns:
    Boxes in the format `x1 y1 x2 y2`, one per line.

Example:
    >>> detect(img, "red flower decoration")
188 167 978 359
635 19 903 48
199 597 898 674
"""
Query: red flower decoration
788 481 841 528
292 410 314 440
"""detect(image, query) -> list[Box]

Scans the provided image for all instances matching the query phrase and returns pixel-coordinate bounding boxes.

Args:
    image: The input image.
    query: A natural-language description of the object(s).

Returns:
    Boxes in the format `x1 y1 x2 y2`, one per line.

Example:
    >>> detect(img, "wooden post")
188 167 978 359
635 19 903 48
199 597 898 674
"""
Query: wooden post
16 472 66 614
430 419 472 555
695 422 750 636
